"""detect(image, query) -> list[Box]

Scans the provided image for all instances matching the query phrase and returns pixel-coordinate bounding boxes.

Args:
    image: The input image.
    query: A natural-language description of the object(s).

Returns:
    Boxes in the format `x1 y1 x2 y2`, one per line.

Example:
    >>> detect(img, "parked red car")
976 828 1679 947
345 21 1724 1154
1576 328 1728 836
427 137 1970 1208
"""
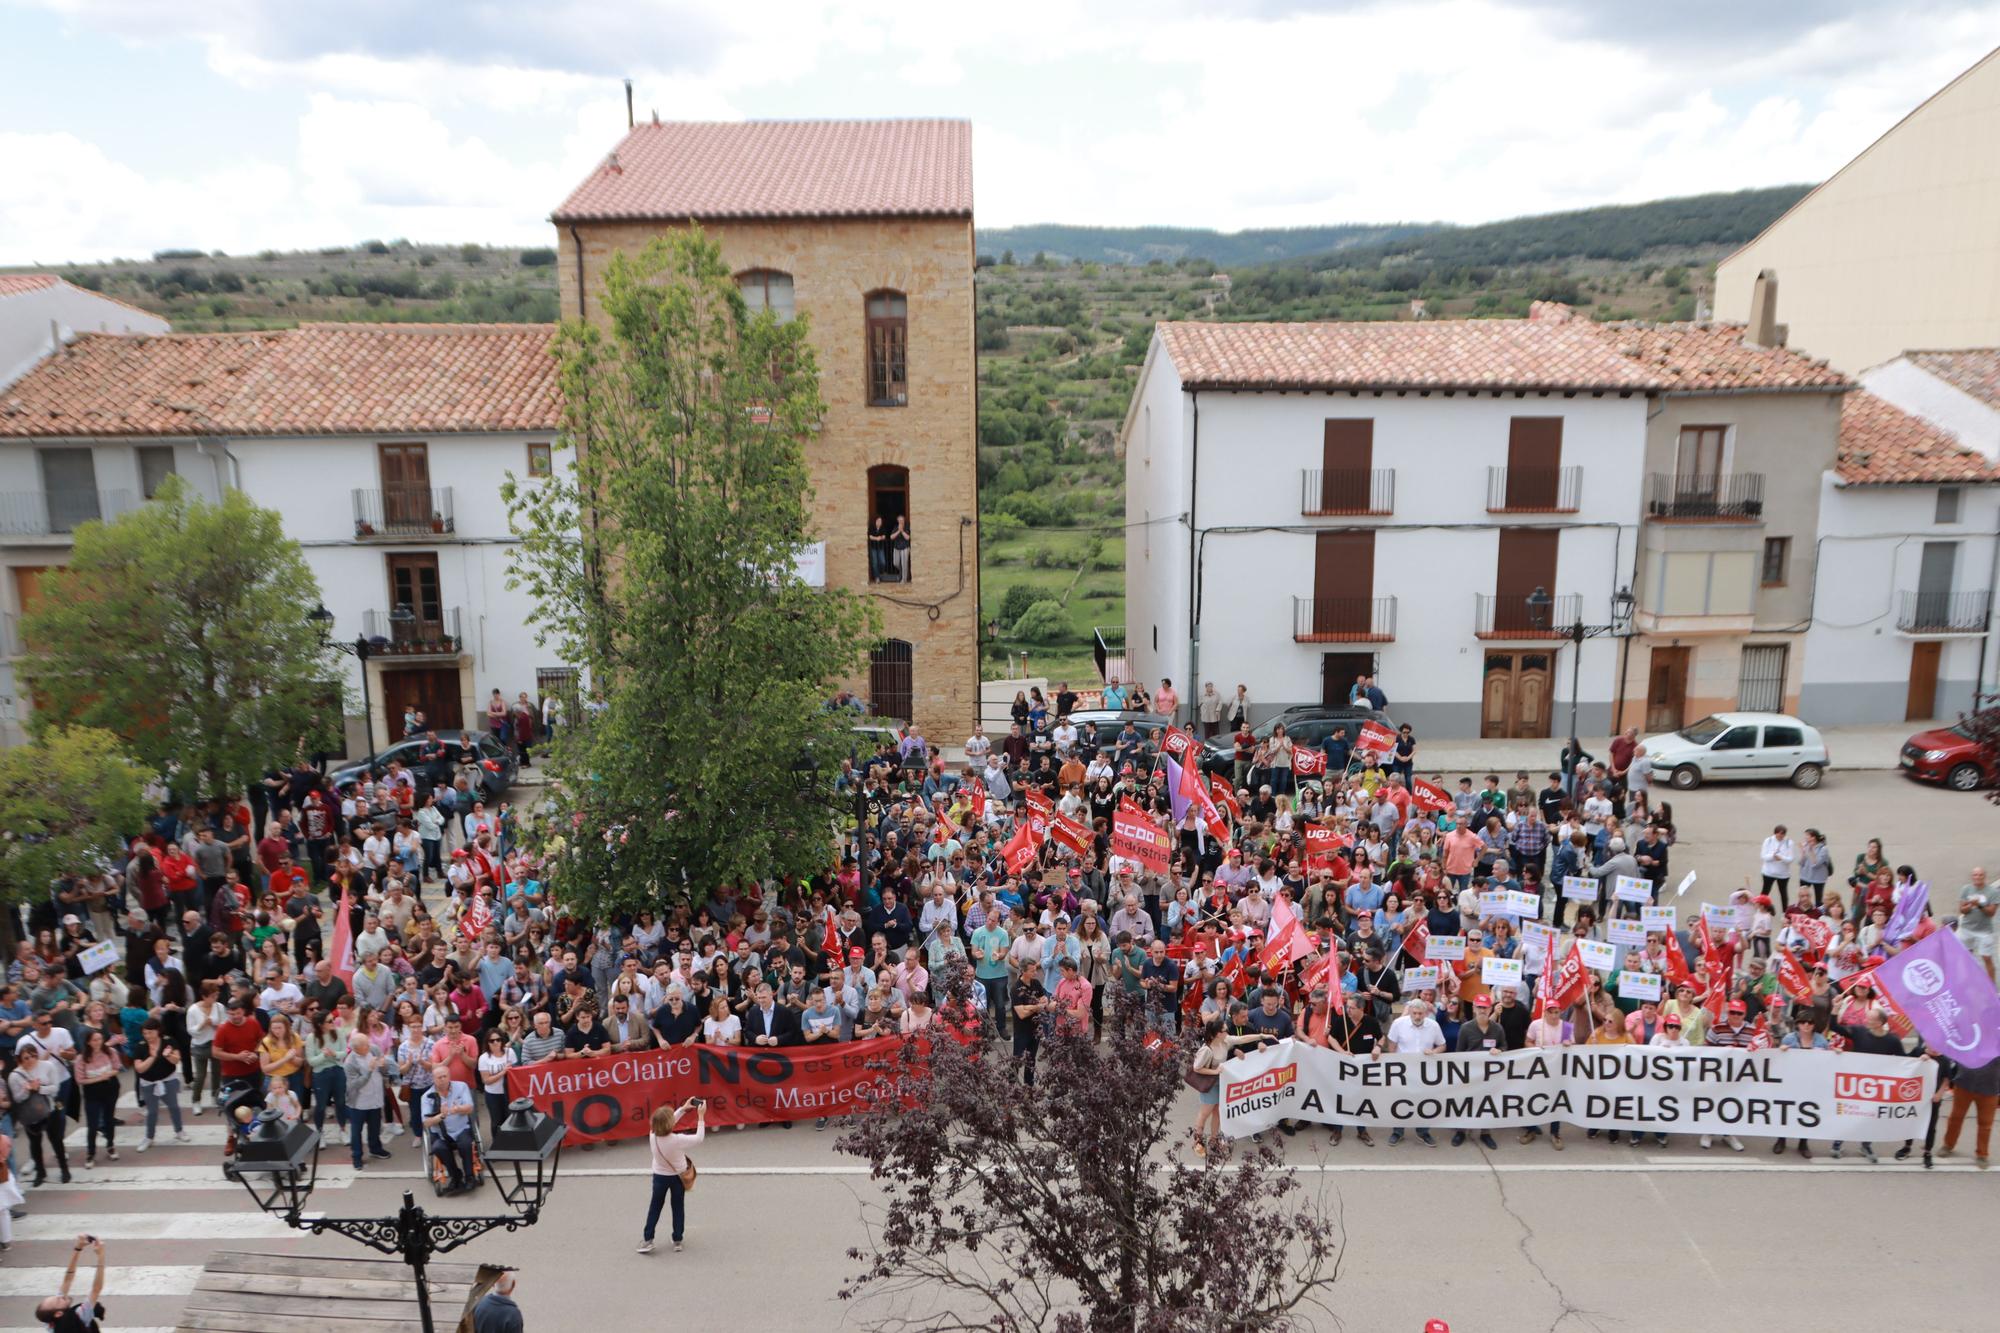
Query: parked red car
1900 722 1996 791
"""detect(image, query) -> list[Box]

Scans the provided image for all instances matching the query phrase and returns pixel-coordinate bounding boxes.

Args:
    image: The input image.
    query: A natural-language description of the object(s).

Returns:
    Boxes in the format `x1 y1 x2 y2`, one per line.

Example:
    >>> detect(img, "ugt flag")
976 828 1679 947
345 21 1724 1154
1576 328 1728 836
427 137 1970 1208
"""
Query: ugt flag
1876 928 2000 1067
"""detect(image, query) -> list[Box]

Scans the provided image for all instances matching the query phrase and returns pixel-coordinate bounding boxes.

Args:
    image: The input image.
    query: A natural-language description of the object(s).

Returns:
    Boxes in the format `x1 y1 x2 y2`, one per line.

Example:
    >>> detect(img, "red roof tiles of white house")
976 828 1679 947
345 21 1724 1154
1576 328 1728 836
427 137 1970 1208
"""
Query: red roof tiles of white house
0 324 559 437
552 119 972 222
1836 389 2000 485
0 274 60 297
1906 349 2000 409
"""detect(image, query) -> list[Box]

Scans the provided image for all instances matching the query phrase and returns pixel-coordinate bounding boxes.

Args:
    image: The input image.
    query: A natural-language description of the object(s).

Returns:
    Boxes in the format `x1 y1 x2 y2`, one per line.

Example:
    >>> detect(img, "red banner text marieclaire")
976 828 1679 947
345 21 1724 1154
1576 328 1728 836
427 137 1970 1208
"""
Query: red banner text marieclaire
506 1038 905 1142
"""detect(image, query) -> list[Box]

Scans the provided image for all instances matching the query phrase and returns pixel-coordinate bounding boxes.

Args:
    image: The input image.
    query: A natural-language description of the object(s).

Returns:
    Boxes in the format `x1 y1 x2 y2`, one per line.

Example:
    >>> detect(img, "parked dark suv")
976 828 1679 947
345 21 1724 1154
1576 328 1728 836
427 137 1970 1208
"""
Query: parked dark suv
329 729 517 803
1200 707 1394 778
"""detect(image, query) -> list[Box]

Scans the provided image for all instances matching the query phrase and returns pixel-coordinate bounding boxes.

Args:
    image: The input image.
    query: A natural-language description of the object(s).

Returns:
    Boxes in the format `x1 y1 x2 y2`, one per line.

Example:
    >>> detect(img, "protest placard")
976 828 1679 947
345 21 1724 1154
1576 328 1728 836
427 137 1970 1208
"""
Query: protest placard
1400 965 1441 992
1481 957 1525 989
1640 905 1677 933
1476 891 1510 918
1503 890 1542 919
1577 938 1618 972
1614 875 1653 905
77 939 120 975
1607 918 1648 947
1561 876 1601 902
1426 935 1467 961
1618 972 1663 1002
1701 903 1738 932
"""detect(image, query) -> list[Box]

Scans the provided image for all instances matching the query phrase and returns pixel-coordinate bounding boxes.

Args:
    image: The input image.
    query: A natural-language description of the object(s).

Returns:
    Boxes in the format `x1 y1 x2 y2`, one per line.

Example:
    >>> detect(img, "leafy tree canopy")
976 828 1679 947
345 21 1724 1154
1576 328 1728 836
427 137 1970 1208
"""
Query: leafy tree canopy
0 727 149 908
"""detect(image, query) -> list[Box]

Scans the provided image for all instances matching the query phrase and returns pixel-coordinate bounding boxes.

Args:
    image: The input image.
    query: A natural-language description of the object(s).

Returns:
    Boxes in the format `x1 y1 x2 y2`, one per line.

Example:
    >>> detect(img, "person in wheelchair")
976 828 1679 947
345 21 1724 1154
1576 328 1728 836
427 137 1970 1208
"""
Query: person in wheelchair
420 1060 478 1196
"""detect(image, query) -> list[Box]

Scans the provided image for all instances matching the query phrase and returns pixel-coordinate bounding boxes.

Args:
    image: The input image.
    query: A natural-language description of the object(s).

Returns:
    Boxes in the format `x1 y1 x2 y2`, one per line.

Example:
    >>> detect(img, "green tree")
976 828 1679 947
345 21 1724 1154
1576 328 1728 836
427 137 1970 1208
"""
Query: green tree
0 727 149 911
1010 598 1069 641
997 583 1041 626
504 230 877 917
18 478 337 798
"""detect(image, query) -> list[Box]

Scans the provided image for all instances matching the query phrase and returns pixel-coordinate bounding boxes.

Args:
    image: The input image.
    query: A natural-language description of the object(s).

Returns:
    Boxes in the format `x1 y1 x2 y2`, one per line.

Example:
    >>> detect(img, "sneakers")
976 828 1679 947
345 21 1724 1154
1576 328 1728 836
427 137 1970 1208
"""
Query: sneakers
1330 1126 1343 1145
1478 1133 1498 1151
1772 1140 1786 1155
636 1239 655 1254
84 1155 95 1169
106 1148 118 1162
191 1104 205 1117
1450 1131 1467 1147
1894 1145 1912 1161
175 1131 190 1144
137 1140 151 1154
1861 1145 1877 1164
370 1148 394 1160
1388 1129 1405 1146
1415 1129 1437 1147
1726 1136 1745 1152
1550 1133 1564 1151
1518 1130 1539 1145
815 1118 828 1131
1831 1144 1842 1160
1355 1128 1374 1147
672 1241 683 1252
1700 1135 1713 1150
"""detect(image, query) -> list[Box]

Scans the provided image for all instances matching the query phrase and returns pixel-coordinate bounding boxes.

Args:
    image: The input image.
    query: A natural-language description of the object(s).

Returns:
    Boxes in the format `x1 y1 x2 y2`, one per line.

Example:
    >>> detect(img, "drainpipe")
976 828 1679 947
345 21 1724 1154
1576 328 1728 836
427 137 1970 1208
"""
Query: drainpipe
1184 391 1200 725
1980 512 2000 707
568 225 587 320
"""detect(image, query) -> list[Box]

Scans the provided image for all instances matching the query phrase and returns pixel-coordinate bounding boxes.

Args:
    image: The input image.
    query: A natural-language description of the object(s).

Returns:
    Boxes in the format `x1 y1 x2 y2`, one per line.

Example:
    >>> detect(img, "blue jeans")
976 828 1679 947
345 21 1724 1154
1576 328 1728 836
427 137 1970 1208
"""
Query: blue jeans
644 1171 686 1243
311 1065 348 1135
141 1077 185 1139
348 1107 386 1167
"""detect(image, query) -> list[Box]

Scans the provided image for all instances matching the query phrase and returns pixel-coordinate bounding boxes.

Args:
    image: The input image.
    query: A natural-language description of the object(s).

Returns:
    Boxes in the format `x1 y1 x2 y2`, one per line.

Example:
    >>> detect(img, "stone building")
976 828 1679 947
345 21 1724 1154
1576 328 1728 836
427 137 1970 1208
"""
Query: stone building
551 119 980 737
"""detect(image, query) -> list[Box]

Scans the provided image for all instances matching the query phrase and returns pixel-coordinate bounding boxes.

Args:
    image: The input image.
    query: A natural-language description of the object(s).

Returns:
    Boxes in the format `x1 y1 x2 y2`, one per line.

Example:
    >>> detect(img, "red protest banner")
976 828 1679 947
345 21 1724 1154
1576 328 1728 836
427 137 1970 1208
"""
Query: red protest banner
508 1038 904 1141
1409 777 1453 814
1022 787 1053 819
1303 823 1339 859
1110 804 1171 872
1292 746 1327 777
1049 812 1093 858
1776 948 1814 1004
1356 721 1397 757
458 889 493 942
1160 726 1197 764
1209 775 1241 820
1544 944 1587 1012
1001 826 1038 874
1662 928 1694 988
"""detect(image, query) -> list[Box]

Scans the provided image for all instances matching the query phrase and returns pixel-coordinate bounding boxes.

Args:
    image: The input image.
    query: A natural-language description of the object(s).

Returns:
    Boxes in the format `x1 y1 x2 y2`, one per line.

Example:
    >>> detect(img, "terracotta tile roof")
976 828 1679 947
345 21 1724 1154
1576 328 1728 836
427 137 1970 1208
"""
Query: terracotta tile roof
1836 389 2000 485
0 324 559 437
1906 349 2000 408
1155 319 1660 393
1589 320 1847 392
553 119 972 222
0 274 59 298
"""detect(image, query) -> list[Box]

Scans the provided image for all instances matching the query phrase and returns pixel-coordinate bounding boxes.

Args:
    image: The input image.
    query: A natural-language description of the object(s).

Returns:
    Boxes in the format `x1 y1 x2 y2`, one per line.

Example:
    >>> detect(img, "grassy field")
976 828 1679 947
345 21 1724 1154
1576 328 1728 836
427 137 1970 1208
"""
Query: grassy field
981 530 1124 683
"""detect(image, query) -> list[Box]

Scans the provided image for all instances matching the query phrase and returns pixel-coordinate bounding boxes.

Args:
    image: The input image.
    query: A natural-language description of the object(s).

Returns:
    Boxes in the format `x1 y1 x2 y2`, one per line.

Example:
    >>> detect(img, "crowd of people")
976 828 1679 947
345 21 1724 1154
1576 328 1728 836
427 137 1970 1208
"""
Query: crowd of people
0 685 1994 1305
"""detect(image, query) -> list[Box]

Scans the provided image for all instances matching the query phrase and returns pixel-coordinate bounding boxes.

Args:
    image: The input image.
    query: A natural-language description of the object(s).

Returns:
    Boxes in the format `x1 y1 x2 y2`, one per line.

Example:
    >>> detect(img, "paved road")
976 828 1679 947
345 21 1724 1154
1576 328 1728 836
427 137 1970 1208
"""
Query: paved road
3 772 1991 1331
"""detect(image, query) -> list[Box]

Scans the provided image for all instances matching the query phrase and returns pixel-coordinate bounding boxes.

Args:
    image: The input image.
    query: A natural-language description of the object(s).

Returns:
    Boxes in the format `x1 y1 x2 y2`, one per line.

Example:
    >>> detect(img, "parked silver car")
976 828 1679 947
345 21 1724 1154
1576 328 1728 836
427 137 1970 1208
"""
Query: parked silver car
1641 712 1830 790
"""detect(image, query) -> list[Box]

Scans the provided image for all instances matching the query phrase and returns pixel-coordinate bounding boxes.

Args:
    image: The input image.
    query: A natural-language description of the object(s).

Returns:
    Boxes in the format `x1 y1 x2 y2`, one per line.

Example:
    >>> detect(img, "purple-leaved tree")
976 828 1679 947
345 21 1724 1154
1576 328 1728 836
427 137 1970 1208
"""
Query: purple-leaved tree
836 984 1341 1332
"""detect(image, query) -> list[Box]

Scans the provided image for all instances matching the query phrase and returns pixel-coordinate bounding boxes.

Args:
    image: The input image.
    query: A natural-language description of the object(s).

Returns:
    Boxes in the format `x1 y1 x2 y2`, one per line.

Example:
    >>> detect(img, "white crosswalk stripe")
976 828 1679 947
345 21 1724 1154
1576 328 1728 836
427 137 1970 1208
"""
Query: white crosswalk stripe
11 1213 300 1241
0 1265 199 1297
19 1164 359 1190
61 1124 232 1147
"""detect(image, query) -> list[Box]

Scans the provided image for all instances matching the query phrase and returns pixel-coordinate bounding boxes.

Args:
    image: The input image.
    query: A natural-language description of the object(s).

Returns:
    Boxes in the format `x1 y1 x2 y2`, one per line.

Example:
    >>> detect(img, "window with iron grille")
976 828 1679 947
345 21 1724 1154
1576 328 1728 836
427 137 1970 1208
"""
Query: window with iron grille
1738 644 1788 713
866 291 908 406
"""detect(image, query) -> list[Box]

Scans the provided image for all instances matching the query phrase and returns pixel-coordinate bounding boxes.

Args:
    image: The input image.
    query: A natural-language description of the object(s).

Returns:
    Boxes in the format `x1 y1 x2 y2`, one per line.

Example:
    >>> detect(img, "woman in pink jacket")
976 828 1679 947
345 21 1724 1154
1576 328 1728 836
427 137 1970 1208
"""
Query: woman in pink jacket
638 1098 705 1255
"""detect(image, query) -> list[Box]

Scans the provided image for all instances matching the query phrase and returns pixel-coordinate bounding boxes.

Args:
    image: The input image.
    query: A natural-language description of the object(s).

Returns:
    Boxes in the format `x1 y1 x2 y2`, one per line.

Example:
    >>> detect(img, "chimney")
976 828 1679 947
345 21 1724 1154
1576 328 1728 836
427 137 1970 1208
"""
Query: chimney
624 78 634 128
1747 269 1782 348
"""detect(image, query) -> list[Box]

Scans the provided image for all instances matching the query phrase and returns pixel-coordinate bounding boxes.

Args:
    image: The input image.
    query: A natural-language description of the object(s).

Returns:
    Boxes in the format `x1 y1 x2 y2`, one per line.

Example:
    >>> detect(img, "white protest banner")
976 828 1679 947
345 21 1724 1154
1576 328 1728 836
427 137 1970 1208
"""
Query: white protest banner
1618 972 1663 1003
1641 905 1677 933
1476 891 1511 918
1577 938 1618 972
1218 1040 1935 1142
1426 935 1467 961
1675 870 1698 899
1607 918 1648 947
1561 876 1601 903
1482 957 1525 990
1400 965 1441 993
1503 890 1543 919
77 939 120 975
1615 875 1653 905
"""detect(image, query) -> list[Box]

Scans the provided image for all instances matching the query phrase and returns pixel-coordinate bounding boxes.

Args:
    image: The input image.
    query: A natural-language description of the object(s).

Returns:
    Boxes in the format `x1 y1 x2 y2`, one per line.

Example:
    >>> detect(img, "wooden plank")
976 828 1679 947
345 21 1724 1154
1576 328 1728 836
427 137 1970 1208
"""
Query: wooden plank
201 1251 483 1282
180 1310 420 1333
195 1272 471 1301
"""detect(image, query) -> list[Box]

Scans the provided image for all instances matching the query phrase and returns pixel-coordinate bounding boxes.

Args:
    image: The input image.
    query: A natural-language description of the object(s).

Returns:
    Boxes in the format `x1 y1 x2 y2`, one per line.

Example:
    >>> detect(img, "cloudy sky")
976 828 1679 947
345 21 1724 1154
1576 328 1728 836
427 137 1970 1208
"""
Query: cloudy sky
3 0 1996 263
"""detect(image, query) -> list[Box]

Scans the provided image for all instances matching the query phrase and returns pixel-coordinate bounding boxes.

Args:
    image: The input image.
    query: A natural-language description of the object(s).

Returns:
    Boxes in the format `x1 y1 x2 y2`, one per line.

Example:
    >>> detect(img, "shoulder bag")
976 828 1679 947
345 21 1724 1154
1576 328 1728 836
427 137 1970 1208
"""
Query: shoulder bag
678 1156 697 1193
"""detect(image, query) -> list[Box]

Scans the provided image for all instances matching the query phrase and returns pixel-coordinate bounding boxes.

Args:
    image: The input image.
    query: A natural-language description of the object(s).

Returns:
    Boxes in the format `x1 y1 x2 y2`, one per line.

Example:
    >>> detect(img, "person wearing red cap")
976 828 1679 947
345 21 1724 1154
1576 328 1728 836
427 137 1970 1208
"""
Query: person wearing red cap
1697 1000 1752 1151
1450 995 1507 1150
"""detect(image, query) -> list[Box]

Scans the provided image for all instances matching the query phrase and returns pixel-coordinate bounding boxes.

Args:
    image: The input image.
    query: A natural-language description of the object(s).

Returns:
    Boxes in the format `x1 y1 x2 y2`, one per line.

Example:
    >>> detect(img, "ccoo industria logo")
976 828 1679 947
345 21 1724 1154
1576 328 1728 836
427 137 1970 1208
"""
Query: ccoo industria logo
1225 1064 1299 1115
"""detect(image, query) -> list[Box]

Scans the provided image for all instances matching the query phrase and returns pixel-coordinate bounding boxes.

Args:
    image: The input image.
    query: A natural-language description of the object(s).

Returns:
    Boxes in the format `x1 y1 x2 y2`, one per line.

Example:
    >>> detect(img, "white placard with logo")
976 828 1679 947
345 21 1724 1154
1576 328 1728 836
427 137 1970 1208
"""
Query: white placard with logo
1607 918 1648 947
1400 965 1440 993
1561 876 1601 903
1641 905 1677 933
1426 935 1467 961
1702 903 1740 932
1476 891 1512 918
1618 972 1663 1002
1577 938 1618 972
1614 875 1653 905
1503 890 1543 919
77 939 120 975
1482 957 1525 990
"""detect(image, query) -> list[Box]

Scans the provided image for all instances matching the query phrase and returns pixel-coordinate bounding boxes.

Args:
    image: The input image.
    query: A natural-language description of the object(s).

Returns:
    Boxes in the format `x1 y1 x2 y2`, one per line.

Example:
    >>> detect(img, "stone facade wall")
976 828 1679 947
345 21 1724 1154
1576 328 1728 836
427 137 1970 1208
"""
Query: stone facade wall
556 215 980 738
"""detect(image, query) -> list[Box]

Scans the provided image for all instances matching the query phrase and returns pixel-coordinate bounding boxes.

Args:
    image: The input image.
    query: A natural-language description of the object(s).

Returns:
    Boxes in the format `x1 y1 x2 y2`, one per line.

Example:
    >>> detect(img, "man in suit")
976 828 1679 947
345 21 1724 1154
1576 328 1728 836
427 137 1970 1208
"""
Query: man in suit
743 982 800 1048
604 993 654 1053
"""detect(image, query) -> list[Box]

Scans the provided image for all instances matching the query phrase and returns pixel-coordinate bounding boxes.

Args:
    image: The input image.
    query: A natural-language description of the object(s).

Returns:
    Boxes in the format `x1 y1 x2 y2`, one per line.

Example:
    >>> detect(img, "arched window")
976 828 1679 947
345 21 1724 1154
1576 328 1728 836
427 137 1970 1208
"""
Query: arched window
870 639 914 724
865 289 907 406
867 464 910 584
736 269 795 322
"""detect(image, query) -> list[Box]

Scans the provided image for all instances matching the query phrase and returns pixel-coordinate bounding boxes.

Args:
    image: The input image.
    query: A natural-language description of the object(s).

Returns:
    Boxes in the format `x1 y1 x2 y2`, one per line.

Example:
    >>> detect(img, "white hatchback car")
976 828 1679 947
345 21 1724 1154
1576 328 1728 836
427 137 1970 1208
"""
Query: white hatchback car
1641 713 1830 790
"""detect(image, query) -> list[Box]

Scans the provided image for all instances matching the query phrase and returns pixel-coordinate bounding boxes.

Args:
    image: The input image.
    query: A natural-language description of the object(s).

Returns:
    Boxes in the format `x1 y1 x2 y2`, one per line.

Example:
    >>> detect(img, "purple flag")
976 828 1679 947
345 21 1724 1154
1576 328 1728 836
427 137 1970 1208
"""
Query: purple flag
1162 755 1191 823
1884 879 1930 943
1876 928 2000 1067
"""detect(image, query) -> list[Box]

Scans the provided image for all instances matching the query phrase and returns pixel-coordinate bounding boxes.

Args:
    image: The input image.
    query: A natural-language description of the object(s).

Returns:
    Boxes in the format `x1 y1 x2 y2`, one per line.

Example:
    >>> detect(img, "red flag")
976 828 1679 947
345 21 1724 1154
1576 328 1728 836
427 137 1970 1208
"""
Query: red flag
1000 826 1038 875
1022 786 1053 823
1409 777 1452 815
1795 914 1833 956
1176 756 1229 841
1048 812 1092 858
1775 948 1814 1004
966 781 987 821
1292 746 1327 778
1661 928 1694 988
820 907 841 960
1402 919 1430 967
1264 895 1313 972
458 888 493 942
1160 726 1197 765
1747 1013 1773 1051
1302 823 1339 861
1208 776 1241 821
328 885 355 987
1543 944 1587 1012
1110 803 1171 873
1356 721 1397 758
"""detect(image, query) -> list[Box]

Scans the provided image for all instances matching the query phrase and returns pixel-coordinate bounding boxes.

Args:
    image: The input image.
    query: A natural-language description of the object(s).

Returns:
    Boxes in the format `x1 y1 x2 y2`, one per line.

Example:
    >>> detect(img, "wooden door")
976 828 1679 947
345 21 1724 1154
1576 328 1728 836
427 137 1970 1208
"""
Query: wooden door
1312 530 1374 636
381 667 463 734
378 444 431 529
386 553 444 640
1321 652 1374 708
1514 652 1552 738
1645 646 1690 732
1482 653 1516 738
1505 418 1561 509
1906 641 1942 721
1493 528 1559 634
1320 419 1373 512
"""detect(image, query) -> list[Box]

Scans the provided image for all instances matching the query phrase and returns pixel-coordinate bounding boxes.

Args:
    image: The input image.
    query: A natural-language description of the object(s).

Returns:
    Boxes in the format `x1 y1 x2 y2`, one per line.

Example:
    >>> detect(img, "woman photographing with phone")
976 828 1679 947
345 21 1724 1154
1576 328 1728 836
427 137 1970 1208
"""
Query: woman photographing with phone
637 1097 705 1256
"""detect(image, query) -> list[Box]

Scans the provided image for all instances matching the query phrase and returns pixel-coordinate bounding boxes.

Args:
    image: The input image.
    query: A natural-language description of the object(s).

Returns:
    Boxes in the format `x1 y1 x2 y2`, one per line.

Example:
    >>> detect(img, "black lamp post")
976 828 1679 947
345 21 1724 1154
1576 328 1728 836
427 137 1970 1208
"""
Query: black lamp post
227 1100 564 1333
1524 584 1636 779
793 754 870 905
310 602 416 757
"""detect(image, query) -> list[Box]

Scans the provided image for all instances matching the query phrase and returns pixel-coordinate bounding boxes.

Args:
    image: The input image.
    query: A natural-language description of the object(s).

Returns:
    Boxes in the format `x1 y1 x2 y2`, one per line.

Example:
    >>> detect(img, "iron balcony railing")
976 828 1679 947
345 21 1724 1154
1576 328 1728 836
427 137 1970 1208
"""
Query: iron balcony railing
1647 472 1765 520
1485 466 1581 514
352 487 455 539
1293 596 1397 642
1300 468 1395 516
1476 591 1579 638
1897 589 1992 634
361 606 463 655
0 489 136 536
